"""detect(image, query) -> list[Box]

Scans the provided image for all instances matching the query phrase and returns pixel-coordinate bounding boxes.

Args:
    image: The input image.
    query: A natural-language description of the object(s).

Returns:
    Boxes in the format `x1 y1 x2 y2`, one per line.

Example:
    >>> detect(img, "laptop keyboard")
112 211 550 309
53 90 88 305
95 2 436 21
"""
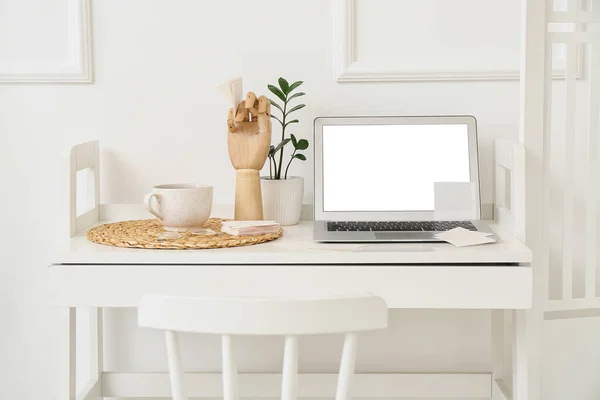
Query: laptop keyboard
326 221 477 232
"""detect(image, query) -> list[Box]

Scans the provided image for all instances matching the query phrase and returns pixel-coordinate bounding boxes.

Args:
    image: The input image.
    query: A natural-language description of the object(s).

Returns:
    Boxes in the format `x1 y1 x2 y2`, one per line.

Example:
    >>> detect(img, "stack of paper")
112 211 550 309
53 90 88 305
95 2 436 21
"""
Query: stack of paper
221 220 280 236
434 227 496 247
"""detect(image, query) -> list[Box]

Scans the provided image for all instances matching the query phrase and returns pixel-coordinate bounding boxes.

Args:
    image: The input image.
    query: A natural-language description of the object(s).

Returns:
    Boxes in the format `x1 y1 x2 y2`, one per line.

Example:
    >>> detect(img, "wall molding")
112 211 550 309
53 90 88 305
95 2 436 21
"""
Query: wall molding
0 0 92 83
102 372 492 399
333 0 583 82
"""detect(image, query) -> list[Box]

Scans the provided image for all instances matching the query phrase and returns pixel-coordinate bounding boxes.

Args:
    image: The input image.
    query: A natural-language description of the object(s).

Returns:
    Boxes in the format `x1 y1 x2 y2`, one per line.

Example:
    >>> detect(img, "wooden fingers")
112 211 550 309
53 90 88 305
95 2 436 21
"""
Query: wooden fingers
227 108 236 133
230 93 270 130
235 101 249 122
258 95 268 113
246 92 264 120
257 113 271 134
245 92 257 108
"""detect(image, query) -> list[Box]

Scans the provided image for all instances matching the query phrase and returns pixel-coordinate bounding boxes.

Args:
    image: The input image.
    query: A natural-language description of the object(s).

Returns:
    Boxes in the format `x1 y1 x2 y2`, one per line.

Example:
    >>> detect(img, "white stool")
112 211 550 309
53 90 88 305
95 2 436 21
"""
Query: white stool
138 294 388 400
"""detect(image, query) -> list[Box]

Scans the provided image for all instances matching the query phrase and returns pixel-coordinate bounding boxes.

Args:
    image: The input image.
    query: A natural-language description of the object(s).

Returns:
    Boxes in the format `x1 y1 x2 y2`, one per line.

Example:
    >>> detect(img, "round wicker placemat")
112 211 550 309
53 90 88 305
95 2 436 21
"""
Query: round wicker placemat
86 218 283 250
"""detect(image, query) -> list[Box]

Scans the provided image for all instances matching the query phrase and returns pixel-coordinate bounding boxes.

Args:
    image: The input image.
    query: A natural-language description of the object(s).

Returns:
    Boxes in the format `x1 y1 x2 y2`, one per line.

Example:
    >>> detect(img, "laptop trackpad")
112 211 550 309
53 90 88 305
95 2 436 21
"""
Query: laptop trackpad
374 232 436 241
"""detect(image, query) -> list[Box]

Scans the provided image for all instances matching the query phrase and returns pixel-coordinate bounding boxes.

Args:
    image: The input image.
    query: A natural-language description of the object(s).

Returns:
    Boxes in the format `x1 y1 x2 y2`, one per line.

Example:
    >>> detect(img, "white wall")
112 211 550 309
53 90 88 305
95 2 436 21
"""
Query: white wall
0 1 593 399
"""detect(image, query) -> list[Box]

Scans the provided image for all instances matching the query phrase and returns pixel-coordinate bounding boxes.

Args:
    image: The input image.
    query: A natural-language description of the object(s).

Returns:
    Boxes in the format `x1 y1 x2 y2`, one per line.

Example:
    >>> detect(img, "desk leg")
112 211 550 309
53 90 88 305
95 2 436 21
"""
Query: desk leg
57 307 76 400
77 308 104 400
86 307 104 398
57 308 103 400
491 310 512 400
90 308 103 382
512 310 528 400
492 310 506 383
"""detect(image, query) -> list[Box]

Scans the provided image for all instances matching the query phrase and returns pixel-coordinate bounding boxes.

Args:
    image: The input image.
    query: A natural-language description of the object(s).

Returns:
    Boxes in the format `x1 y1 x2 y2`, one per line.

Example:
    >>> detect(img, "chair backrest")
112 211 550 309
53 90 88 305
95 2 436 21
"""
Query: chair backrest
138 294 388 400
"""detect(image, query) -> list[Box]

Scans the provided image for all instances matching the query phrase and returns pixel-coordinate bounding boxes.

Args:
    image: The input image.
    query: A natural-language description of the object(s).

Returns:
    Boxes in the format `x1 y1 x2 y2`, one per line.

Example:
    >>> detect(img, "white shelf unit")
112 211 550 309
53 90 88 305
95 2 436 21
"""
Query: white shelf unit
534 6 600 317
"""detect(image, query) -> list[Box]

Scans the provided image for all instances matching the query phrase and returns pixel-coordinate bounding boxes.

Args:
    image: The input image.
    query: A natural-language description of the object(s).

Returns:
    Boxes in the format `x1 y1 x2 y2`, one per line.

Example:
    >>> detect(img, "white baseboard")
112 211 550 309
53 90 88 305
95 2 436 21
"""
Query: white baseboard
102 372 491 399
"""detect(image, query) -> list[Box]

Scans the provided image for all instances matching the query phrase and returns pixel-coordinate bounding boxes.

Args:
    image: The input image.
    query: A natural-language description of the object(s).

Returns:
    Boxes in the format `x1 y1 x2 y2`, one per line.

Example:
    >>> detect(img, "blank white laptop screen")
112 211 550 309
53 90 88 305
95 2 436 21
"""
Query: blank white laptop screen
322 124 471 212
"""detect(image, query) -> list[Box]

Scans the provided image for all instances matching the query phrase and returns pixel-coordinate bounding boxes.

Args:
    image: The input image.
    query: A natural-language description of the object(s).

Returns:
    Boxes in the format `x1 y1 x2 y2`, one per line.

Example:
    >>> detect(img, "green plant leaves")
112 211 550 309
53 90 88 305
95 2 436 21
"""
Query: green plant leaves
288 104 305 114
267 85 286 102
269 99 283 113
290 134 308 151
266 78 308 175
284 119 299 128
286 104 305 115
270 114 283 125
290 135 308 150
287 92 305 101
296 139 309 150
288 81 303 92
273 138 291 154
278 77 290 94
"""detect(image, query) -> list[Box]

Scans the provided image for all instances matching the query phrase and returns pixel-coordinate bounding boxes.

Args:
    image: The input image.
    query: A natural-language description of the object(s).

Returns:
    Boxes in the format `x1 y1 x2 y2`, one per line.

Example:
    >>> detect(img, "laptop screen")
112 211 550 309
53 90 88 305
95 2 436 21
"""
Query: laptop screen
322 124 471 212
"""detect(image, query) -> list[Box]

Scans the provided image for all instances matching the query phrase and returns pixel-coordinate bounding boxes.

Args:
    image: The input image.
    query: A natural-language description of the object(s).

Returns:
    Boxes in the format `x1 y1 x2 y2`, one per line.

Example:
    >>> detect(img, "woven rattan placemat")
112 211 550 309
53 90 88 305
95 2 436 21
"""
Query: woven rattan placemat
86 218 283 250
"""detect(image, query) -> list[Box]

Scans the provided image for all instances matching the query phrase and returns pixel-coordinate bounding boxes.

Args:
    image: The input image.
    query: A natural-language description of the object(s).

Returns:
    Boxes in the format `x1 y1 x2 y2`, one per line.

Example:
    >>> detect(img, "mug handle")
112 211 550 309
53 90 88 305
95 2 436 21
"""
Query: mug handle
144 193 164 220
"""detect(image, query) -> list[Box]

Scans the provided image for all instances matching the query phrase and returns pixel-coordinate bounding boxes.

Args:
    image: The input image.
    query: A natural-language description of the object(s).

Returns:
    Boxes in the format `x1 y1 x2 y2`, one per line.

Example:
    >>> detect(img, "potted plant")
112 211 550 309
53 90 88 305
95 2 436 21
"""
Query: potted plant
261 77 309 226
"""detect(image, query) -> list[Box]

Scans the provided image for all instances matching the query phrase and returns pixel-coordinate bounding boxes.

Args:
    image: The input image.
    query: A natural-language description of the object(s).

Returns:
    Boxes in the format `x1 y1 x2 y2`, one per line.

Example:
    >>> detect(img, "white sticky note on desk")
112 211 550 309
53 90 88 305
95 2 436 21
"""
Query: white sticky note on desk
434 182 478 221
435 227 496 247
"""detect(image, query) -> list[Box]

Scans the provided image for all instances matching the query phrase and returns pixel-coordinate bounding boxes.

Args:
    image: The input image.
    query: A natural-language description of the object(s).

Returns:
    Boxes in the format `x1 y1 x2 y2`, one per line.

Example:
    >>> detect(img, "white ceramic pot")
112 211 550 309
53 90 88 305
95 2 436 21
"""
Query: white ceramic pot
260 176 304 226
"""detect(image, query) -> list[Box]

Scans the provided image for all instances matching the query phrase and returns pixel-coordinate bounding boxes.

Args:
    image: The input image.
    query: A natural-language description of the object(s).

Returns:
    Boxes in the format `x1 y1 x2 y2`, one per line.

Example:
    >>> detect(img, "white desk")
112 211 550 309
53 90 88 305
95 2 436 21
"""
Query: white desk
49 205 532 400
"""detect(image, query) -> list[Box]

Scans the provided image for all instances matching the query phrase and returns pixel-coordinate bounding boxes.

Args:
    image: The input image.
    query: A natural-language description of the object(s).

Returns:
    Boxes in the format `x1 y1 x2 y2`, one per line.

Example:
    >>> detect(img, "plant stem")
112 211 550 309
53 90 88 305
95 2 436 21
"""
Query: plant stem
272 154 278 179
277 97 287 179
269 155 273 179
284 149 297 179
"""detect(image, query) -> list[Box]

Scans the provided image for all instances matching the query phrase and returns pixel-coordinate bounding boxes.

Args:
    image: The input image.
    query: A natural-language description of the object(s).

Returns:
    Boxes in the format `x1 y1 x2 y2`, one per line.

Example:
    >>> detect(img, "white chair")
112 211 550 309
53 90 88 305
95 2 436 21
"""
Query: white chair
138 294 388 400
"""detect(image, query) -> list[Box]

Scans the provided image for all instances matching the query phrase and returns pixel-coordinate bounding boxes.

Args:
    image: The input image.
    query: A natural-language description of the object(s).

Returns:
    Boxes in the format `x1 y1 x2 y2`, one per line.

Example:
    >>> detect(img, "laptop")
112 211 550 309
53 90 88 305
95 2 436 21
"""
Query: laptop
313 116 494 242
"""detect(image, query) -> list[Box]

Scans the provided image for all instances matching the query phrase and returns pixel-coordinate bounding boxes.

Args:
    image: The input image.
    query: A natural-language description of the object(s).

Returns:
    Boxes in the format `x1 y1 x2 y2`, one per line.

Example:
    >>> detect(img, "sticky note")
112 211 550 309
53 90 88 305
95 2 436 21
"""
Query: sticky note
435 227 496 247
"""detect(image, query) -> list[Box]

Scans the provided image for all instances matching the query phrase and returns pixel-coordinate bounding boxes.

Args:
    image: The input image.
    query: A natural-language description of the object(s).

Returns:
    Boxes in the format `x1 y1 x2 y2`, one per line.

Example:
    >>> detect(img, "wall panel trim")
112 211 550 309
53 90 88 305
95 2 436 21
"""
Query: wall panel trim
0 0 92 83
333 0 582 82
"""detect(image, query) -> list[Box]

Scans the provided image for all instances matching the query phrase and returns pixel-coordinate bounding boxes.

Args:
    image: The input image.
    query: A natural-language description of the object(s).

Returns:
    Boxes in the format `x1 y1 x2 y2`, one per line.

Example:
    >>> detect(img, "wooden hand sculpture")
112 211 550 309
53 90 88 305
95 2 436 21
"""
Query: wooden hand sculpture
227 92 272 220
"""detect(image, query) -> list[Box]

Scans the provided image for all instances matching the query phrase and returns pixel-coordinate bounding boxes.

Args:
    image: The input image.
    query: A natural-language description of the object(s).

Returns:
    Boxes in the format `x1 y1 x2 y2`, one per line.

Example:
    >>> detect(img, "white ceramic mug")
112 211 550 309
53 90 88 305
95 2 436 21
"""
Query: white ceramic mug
144 184 213 231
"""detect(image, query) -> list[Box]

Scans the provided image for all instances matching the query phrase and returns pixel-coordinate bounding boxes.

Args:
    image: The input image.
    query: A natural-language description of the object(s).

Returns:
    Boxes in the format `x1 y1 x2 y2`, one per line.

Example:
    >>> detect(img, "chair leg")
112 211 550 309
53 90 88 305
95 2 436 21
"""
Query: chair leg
222 335 239 400
166 330 188 400
335 332 357 400
57 307 76 400
282 336 299 400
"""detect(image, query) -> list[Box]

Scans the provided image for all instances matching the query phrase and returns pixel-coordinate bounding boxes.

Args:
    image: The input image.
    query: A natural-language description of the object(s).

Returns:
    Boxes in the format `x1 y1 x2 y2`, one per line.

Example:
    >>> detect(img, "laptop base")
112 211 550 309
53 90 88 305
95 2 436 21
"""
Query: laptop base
313 220 495 243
